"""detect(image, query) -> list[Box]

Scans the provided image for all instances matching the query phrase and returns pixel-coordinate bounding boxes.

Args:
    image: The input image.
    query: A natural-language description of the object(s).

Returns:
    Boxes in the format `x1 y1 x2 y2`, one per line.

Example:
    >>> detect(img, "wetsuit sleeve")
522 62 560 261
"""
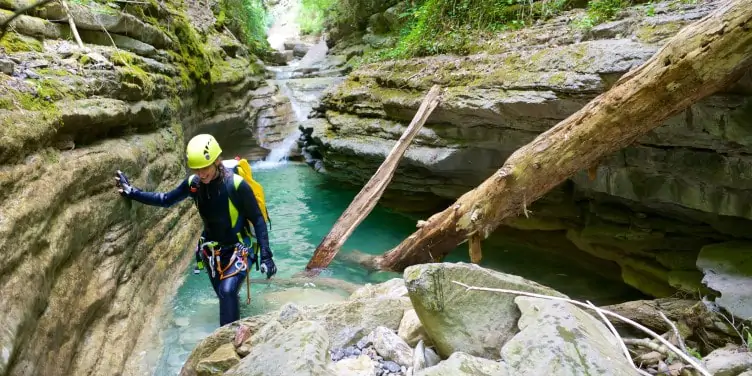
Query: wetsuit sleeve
129 178 191 208
236 181 271 257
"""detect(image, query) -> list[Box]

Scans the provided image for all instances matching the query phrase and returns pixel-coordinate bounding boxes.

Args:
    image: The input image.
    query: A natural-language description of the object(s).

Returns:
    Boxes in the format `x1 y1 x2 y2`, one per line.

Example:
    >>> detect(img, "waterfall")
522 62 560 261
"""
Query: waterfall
252 76 305 170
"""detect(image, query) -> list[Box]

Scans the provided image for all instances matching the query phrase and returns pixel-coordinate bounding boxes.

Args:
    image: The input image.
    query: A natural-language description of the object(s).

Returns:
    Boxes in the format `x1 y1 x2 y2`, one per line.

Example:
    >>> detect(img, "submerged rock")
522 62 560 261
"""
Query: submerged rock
404 262 566 359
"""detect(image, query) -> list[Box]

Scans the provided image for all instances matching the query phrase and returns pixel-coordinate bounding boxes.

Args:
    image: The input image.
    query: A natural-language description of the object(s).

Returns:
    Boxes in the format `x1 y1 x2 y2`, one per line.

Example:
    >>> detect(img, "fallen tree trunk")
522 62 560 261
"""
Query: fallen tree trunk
305 85 442 272
372 0 752 272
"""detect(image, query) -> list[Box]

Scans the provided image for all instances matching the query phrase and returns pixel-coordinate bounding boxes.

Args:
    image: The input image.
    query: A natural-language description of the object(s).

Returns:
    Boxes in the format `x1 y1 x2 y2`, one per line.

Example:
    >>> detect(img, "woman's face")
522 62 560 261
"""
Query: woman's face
194 161 219 183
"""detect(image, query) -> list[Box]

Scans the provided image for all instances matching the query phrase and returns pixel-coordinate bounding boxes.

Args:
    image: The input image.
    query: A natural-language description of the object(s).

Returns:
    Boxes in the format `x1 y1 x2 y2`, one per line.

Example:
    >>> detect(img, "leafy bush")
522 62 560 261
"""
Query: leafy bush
299 0 337 34
219 0 271 55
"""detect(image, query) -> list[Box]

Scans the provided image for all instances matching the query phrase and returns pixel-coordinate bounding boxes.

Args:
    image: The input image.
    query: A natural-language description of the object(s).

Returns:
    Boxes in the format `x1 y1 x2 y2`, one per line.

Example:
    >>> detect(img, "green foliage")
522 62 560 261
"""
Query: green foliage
371 0 573 59
687 347 702 360
219 0 271 56
298 0 337 35
575 0 630 29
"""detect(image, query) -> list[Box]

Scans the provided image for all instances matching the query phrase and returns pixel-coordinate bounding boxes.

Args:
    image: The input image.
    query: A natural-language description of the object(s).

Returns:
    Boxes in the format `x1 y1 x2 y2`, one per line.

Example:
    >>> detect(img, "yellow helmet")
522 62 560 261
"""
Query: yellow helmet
186 134 222 169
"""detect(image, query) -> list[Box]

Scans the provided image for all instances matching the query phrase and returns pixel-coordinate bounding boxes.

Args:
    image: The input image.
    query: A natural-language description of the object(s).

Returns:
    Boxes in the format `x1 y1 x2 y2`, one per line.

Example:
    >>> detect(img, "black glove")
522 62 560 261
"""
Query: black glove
259 248 276 279
114 170 136 198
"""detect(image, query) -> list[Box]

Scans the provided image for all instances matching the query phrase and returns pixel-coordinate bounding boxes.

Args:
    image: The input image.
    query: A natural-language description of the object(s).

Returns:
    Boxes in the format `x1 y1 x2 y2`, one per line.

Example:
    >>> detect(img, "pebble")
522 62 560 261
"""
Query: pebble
330 337 408 375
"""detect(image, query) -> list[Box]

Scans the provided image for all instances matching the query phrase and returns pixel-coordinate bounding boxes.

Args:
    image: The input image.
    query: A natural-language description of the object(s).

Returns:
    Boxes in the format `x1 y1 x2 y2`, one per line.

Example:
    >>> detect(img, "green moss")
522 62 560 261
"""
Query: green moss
636 21 684 44
172 18 212 87
111 50 156 97
0 32 42 53
0 97 12 109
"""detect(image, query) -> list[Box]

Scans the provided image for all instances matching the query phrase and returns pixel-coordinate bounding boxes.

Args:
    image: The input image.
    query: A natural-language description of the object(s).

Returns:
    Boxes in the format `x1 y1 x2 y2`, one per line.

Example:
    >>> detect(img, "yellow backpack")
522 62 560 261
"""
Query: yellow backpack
223 157 271 229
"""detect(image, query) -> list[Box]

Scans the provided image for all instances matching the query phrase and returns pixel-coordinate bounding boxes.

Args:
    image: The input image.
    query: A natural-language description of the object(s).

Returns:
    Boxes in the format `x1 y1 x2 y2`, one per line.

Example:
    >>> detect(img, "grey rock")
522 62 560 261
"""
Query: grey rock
382 360 401 373
23 69 40 79
404 262 566 359
277 302 304 328
224 320 330 376
703 345 752 376
370 326 413 367
500 297 636 376
303 296 411 349
250 319 284 346
0 59 15 75
414 352 510 376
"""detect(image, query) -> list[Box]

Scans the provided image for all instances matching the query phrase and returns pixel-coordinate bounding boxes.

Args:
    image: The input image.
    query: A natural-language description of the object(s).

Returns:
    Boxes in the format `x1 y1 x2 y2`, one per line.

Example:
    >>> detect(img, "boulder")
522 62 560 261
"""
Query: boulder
369 326 413 367
500 297 636 376
415 352 510 376
404 262 566 359
224 320 330 376
703 344 752 376
697 241 752 320
397 309 430 347
195 343 240 376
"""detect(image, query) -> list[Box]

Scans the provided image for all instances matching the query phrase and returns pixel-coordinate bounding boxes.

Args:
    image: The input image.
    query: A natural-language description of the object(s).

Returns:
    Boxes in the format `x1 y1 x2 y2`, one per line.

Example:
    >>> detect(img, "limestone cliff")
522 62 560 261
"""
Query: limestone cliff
0 0 272 375
302 0 752 300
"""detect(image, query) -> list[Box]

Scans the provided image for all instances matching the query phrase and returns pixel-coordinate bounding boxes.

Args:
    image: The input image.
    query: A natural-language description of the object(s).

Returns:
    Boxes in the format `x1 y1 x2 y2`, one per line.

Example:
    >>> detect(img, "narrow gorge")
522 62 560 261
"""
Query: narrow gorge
1 0 751 374
299 0 752 307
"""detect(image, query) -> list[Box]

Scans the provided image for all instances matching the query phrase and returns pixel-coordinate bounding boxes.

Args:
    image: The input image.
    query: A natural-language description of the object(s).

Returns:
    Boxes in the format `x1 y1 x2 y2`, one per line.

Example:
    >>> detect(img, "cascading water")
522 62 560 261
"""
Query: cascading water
252 39 340 169
252 77 305 169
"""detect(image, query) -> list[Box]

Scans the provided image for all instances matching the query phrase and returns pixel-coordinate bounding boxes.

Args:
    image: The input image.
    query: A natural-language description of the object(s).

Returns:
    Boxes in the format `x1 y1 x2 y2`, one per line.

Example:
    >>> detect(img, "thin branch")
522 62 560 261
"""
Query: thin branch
59 0 84 49
624 338 670 355
659 311 689 355
586 300 652 376
0 0 55 40
451 281 712 376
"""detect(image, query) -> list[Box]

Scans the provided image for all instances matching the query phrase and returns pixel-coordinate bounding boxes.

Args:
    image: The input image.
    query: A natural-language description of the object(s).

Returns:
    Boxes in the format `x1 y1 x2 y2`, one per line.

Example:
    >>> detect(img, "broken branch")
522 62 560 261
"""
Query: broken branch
587 300 653 376
305 85 442 272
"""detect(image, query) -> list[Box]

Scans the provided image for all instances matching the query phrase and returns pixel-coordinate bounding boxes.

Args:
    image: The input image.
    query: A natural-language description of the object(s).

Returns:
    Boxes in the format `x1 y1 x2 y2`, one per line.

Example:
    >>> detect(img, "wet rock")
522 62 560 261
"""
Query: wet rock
404 262 566 359
350 278 408 300
195 343 241 376
414 352 509 376
501 296 636 375
697 241 752 321
703 344 752 376
224 320 330 376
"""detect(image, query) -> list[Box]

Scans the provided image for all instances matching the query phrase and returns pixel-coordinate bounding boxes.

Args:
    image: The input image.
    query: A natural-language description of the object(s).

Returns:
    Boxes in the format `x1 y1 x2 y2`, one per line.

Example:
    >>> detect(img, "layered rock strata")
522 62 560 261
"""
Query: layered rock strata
301 0 752 300
0 0 273 374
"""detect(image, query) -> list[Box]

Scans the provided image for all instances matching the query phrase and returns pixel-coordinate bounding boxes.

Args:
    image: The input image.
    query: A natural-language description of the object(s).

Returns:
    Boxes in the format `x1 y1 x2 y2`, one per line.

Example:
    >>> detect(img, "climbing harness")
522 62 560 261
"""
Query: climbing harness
199 241 249 281
200 240 253 305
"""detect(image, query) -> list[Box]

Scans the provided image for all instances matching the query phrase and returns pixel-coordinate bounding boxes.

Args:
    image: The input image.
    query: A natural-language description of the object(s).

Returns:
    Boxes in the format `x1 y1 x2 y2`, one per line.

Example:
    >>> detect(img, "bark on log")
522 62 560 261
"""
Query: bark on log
373 0 752 271
305 85 443 272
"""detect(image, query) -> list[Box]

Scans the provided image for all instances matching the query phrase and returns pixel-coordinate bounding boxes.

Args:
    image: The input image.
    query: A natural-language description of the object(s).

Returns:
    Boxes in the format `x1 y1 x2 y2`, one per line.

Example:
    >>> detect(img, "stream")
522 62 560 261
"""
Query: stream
148 5 647 374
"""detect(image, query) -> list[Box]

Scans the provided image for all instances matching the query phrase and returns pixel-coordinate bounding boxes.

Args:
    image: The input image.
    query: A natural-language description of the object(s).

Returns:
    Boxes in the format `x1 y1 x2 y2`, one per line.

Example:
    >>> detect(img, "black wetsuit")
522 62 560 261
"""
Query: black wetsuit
128 166 270 326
